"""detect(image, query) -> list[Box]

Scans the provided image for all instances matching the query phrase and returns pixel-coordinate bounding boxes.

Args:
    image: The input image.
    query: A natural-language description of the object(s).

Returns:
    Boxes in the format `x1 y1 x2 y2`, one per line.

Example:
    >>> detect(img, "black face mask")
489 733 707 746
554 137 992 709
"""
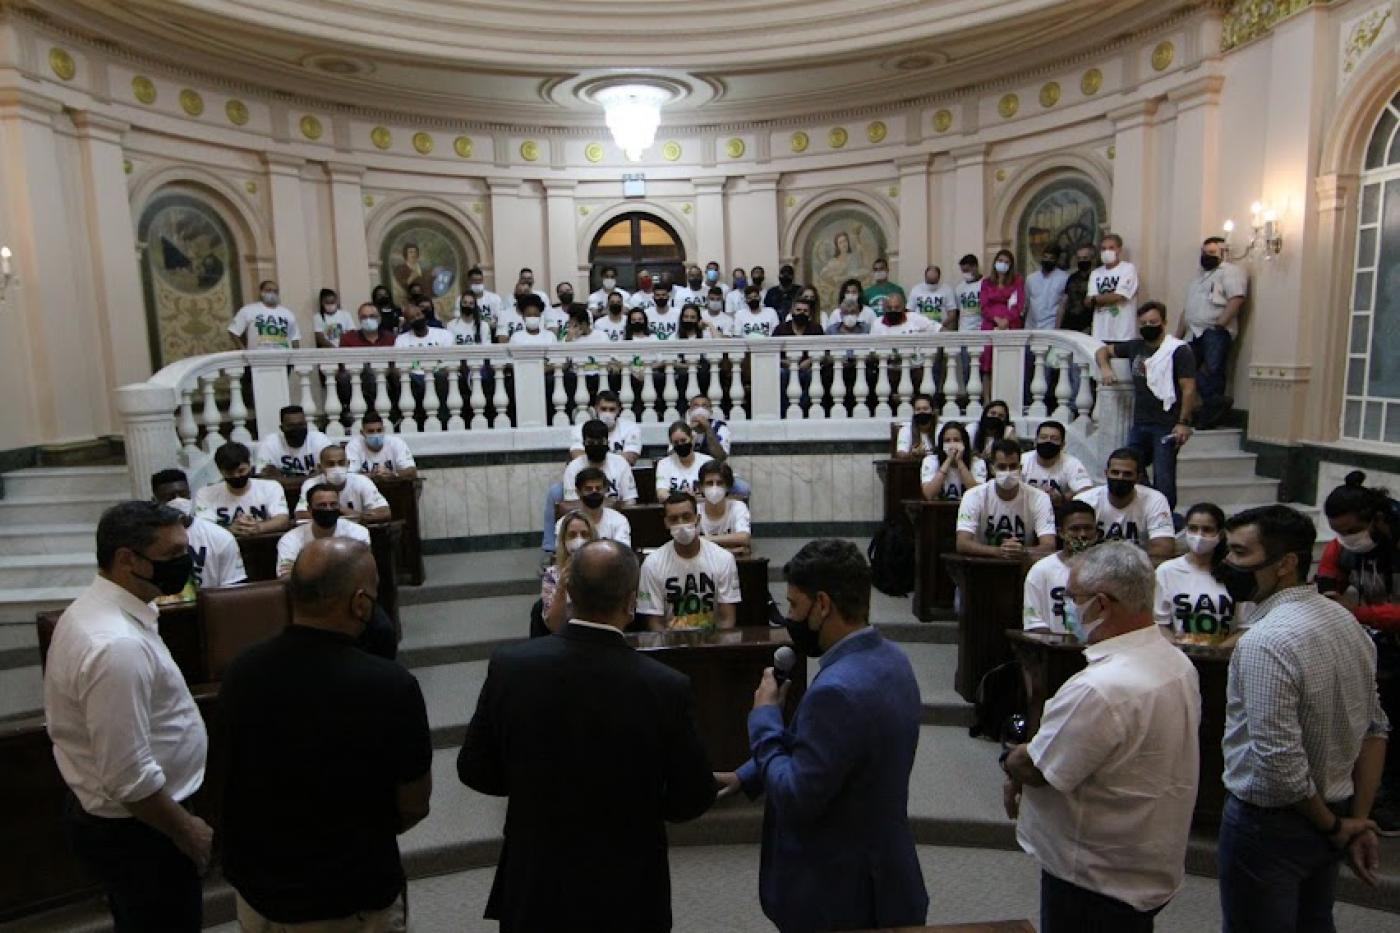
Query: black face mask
1077 259 1092 272
792 314 809 327
1041 261 1056 273
584 443 608 463
982 417 1005 434
374 294 393 308
459 305 475 318
784 607 826 658
913 412 934 428
136 551 194 597
673 442 693 458
411 320 429 335
1140 325 1164 342
284 427 308 447
1107 477 1136 499
311 508 340 529
779 275 794 286
1213 557 1276 604
885 312 906 323
629 324 649 336
560 292 574 304
1201 253 1222 272
226 473 251 489
580 491 605 510
746 299 761 309
753 276 765 287
608 304 623 316
1036 441 1061 460
688 278 702 289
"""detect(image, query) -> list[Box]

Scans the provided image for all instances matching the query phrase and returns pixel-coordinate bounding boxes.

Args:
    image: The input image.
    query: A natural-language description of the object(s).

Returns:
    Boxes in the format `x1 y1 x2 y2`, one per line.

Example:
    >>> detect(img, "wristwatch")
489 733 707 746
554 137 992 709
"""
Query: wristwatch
998 747 1013 774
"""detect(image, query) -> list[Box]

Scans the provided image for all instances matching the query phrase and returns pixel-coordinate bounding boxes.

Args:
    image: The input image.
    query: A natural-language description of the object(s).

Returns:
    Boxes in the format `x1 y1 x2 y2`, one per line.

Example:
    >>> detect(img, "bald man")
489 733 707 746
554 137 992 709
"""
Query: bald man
459 540 717 932
221 539 431 931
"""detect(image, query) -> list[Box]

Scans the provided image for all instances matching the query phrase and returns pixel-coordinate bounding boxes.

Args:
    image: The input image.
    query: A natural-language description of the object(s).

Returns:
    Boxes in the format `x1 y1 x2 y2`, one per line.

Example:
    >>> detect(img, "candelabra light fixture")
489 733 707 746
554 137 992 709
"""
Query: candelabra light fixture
1221 201 1283 261
0 246 15 305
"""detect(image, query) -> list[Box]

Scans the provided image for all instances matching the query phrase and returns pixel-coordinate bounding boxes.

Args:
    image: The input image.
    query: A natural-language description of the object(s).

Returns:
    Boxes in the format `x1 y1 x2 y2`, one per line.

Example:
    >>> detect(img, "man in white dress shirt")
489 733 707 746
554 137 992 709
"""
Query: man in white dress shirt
1003 542 1201 932
45 501 214 930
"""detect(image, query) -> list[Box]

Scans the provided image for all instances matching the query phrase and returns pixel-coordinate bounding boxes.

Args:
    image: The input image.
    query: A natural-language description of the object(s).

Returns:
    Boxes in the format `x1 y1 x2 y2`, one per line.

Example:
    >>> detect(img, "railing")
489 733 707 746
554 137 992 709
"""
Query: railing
115 331 1132 497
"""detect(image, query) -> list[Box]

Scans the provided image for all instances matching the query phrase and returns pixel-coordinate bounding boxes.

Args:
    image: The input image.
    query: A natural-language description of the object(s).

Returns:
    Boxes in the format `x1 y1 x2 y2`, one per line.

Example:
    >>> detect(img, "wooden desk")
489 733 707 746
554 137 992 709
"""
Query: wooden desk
942 555 1029 702
1006 630 1230 828
904 499 960 618
876 458 923 524
622 503 667 549
626 627 805 770
735 557 771 627
37 601 201 682
276 474 424 585
634 464 657 504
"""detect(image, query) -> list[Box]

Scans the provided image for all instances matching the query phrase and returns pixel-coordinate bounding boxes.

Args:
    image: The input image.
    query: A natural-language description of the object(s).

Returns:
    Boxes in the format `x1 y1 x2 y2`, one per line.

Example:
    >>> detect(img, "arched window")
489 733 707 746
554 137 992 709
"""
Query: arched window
1341 91 1400 442
138 191 244 368
1015 177 1106 273
588 212 685 291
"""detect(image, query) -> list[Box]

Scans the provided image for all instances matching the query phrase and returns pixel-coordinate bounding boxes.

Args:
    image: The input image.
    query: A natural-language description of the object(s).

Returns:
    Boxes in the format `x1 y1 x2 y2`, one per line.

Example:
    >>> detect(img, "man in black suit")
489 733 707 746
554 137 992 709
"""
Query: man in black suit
458 539 717 932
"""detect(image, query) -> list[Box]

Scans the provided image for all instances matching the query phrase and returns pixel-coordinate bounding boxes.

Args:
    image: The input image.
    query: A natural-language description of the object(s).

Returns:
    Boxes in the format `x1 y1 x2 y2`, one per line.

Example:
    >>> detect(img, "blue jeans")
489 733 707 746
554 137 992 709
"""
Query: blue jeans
1190 326 1233 405
542 482 565 552
1218 794 1343 933
1127 422 1179 511
1040 869 1161 933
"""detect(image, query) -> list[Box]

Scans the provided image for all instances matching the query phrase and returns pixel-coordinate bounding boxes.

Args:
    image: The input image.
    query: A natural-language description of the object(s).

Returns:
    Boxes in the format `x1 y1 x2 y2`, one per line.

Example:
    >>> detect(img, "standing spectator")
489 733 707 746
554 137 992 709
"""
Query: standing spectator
447 292 492 345
538 510 598 636
1020 420 1093 508
909 265 958 329
1177 236 1248 428
45 501 212 931
655 421 714 498
748 265 768 301
345 411 417 478
340 302 395 349
895 394 938 460
638 493 742 631
626 271 658 315
979 249 1027 373
369 284 403 335
312 288 354 348
1074 447 1175 561
1217 505 1390 931
1062 245 1097 335
764 264 802 320
955 254 985 334
465 267 504 332
862 256 905 314
1154 502 1249 641
1095 301 1198 511
697 461 752 554
954 438 1057 560
255 405 330 477
458 540 716 931
194 441 292 536
293 445 390 522
1004 542 1201 931
222 538 430 931
726 267 751 315
151 469 247 592
514 267 552 309
1022 500 1099 634
493 283 530 342
870 291 934 335
921 422 986 501
1024 246 1069 332
1086 233 1140 344
229 279 300 350
715 539 928 932
546 282 575 339
275 483 372 577
587 265 630 308
775 296 819 409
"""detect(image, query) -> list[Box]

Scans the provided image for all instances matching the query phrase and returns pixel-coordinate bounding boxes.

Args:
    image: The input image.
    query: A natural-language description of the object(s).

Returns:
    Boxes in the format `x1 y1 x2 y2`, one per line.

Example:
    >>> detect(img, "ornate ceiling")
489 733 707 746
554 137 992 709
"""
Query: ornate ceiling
19 0 1207 126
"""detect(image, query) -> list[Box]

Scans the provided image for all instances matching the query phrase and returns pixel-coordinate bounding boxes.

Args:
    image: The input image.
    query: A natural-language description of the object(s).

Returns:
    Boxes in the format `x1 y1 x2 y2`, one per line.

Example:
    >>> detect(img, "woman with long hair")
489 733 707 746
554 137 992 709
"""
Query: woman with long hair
538 510 598 635
1318 470 1398 628
920 421 986 501
1153 503 1247 642
978 248 1027 372
971 400 1018 460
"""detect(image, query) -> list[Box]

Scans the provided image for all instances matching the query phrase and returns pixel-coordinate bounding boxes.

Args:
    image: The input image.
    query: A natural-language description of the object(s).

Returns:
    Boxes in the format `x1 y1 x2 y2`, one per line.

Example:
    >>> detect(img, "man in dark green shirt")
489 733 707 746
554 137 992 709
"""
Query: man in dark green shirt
862 256 906 314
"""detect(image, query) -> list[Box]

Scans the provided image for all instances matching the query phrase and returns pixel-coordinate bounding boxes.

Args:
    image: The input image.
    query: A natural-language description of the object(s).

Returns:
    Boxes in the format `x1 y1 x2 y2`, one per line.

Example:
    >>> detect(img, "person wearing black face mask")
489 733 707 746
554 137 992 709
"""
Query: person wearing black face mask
255 405 331 479
1062 245 1097 336
713 539 928 933
369 284 403 333
1176 236 1248 429
763 263 802 320
196 441 293 537
1215 505 1390 930
896 394 939 459
1073 447 1176 564
275 484 372 577
1020 420 1093 507
775 298 819 411
1096 301 1199 513
563 419 639 511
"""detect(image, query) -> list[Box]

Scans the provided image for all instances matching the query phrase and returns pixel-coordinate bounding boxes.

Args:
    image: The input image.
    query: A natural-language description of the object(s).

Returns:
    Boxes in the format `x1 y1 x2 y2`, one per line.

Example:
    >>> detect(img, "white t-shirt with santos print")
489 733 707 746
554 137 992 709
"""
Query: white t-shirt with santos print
955 481 1056 546
193 478 290 528
637 539 742 631
920 454 987 500
655 453 714 498
1023 552 1073 634
1074 484 1175 548
229 302 301 349
1154 555 1253 639
254 429 331 476
562 452 638 504
700 498 752 537
1020 451 1094 498
295 473 389 514
1088 261 1140 343
345 435 416 474
733 306 780 338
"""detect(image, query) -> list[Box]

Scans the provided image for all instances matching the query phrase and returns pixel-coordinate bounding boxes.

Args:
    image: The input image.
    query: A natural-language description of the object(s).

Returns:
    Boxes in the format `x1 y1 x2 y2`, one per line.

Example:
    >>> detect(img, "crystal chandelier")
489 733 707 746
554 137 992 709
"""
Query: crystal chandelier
595 84 670 162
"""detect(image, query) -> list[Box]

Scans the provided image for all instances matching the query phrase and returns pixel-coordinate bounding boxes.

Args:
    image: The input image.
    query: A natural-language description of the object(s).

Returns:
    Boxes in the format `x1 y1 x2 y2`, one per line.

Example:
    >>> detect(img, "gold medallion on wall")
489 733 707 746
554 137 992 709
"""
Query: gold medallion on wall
412 132 434 155
1151 41 1174 72
828 127 848 149
998 93 1019 119
867 121 887 144
725 137 745 159
364 194 375 208
520 140 540 162
1039 82 1061 109
454 136 473 158
123 159 133 175
932 109 953 133
681 203 693 214
179 89 204 117
371 126 392 150
994 169 1007 183
662 141 682 161
226 99 250 126
584 142 604 163
785 195 798 209
1107 145 1116 160
790 131 809 153
1081 68 1103 96
245 180 258 194
49 48 76 81
131 75 157 105
299 115 323 140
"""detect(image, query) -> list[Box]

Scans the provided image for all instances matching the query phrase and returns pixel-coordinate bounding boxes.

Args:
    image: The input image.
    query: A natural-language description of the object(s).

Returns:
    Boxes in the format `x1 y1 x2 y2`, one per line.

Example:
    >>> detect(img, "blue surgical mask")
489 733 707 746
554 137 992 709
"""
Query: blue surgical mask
365 434 385 451
706 269 719 283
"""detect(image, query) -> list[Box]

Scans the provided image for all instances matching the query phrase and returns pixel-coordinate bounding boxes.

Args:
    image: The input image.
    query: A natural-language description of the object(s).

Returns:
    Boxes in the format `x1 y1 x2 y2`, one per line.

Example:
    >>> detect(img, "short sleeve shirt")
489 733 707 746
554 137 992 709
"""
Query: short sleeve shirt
569 419 642 457
1020 451 1094 497
345 436 415 473
955 482 1056 546
1074 485 1175 547
1154 555 1252 639
920 454 987 500
194 478 290 527
637 540 742 631
313 309 356 347
1183 262 1248 338
254 430 332 476
555 507 632 547
1088 262 1139 342
186 517 247 588
870 315 935 336
296 474 389 514
700 498 752 537
1113 339 1197 427
733 306 780 338
954 281 984 332
275 519 371 576
230 303 300 348
646 305 681 340
656 453 714 496
562 453 638 504
1023 552 1072 634
908 284 958 325
1024 269 1070 331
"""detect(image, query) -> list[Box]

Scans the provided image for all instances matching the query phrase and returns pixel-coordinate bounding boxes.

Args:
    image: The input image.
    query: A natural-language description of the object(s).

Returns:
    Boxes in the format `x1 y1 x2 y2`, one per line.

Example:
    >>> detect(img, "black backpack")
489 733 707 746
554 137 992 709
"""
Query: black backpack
868 515 916 597
970 660 1027 743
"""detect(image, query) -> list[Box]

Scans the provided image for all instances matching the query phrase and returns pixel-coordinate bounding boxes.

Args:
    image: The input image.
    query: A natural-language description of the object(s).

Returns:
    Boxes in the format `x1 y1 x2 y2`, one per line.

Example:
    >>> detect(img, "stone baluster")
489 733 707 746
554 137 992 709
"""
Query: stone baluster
727 352 746 421
853 350 872 419
570 353 590 420
468 361 488 429
1075 360 1095 429
895 353 913 419
784 352 802 419
370 363 390 418
662 357 681 422
829 351 849 420
640 354 659 423
966 353 984 420
422 360 444 432
620 355 637 418
177 387 200 460
941 347 963 419
398 366 419 434
199 372 222 452
873 350 893 418
320 365 345 438
223 366 252 444
1052 353 1074 423
813 351 830 420
444 360 466 432
295 366 318 425
1027 345 1049 418
550 354 570 426
347 365 368 434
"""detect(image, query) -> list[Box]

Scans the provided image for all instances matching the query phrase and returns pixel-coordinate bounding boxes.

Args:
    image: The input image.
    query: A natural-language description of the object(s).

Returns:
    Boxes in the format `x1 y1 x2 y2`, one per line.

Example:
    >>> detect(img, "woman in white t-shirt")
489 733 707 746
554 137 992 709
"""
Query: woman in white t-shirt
1154 502 1250 642
539 510 597 635
697 461 752 555
655 421 714 499
970 399 1018 460
920 422 986 501
895 394 938 460
313 288 355 348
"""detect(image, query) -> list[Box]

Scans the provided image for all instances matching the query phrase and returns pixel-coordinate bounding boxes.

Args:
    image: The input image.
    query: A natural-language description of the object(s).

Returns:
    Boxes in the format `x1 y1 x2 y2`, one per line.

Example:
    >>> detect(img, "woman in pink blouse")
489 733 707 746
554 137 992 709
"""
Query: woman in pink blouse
979 248 1027 373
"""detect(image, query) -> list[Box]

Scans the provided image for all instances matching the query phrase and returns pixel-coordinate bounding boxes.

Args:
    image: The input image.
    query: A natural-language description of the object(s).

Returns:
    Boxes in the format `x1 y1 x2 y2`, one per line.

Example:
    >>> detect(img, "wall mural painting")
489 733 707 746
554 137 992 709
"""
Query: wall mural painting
379 214 471 319
1015 177 1106 272
138 193 243 369
800 205 888 312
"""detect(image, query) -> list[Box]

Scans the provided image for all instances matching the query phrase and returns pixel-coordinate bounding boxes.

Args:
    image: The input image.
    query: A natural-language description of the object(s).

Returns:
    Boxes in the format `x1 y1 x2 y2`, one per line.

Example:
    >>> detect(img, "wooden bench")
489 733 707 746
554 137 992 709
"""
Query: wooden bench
876 457 923 524
942 554 1031 702
904 499 959 617
275 474 424 585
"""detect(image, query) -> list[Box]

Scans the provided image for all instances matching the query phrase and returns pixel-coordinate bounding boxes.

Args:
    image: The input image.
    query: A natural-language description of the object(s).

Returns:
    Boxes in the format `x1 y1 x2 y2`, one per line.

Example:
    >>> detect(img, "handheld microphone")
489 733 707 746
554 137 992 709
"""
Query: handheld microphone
773 646 797 686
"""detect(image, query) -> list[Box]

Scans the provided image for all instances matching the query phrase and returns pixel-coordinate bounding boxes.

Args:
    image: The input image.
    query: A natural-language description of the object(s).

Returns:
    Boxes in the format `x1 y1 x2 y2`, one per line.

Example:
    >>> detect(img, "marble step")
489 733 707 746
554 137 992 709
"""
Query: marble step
1174 450 1261 480
1182 428 1247 456
0 585 85 624
0 466 129 501
1173 476 1281 509
0 553 96 590
0 496 123 527
0 525 96 556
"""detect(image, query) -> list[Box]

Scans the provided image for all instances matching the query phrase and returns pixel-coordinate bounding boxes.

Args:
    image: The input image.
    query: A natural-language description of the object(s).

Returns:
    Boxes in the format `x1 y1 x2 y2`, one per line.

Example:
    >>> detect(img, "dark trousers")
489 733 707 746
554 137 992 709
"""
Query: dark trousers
1191 326 1233 427
1040 870 1162 933
64 795 202 933
1127 421 1180 511
1218 793 1343 933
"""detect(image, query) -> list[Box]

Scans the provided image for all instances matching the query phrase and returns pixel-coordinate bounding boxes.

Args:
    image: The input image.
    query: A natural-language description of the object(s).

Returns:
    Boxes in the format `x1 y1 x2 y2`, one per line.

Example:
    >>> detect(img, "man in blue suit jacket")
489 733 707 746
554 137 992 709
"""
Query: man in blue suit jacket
717 539 928 933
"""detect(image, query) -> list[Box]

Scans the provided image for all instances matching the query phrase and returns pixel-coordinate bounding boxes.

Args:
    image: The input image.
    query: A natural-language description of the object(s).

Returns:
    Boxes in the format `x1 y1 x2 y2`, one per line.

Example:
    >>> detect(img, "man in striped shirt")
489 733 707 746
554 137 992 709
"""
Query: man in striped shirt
1216 505 1390 932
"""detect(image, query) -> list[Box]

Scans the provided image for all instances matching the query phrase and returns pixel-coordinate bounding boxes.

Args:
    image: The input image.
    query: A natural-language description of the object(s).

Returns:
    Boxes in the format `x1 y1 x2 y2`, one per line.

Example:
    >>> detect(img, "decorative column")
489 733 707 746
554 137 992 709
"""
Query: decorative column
116 383 182 498
950 145 987 263
542 178 579 292
487 177 547 294
694 176 728 266
896 154 931 282
731 173 781 274
1164 77 1225 298
1107 99 1160 295
325 162 370 303
263 153 314 333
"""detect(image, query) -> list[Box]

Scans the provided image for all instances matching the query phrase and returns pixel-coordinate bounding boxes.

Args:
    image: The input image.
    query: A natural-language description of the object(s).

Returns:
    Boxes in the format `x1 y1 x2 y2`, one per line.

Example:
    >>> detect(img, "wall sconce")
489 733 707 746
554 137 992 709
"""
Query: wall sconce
1221 201 1283 262
0 246 15 305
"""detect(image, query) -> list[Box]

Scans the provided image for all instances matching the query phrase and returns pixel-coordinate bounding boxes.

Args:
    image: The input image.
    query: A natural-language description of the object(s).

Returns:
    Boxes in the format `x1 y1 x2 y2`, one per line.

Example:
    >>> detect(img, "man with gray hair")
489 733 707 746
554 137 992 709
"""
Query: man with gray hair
1001 541 1201 931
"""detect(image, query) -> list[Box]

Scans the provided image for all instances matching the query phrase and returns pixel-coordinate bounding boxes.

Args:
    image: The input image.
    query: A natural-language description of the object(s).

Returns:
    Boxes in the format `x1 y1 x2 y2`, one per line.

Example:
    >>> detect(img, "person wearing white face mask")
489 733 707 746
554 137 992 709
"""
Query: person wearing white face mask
229 278 300 350
697 461 751 555
823 278 879 332
1154 503 1252 643
862 257 905 315
954 439 1056 561
1086 233 1140 344
340 302 395 349
464 266 505 331
920 422 986 501
294 445 390 523
508 295 558 345
537 510 599 636
587 265 630 309
637 492 741 632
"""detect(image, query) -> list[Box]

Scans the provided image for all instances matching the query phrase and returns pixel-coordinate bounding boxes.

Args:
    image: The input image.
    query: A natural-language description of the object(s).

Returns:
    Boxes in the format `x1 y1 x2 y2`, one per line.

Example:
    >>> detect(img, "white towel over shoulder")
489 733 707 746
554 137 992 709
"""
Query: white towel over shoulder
1145 336 1187 411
